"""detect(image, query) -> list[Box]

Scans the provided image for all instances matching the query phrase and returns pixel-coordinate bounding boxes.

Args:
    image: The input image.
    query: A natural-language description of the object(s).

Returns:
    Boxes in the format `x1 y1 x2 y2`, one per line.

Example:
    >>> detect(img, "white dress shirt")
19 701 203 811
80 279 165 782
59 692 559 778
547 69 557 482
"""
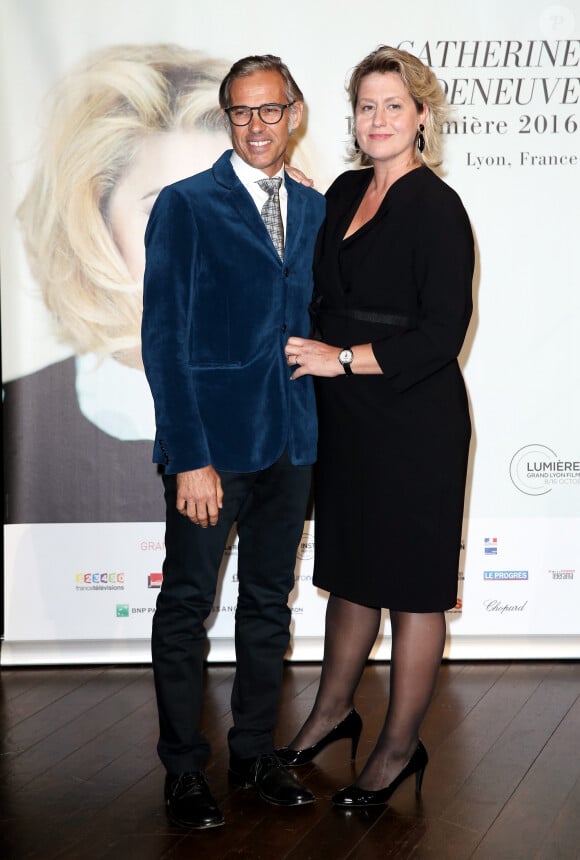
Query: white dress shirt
230 150 288 232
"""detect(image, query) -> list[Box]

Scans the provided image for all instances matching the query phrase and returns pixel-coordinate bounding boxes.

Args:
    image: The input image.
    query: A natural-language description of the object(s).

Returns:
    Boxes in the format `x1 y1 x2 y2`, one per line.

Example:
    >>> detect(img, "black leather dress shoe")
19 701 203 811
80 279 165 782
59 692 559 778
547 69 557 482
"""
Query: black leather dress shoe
165 771 225 829
228 752 315 806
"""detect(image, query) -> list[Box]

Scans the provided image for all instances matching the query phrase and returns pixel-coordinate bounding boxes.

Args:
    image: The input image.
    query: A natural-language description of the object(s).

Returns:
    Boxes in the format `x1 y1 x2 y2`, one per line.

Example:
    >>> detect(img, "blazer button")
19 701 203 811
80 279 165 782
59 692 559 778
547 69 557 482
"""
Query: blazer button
281 324 287 333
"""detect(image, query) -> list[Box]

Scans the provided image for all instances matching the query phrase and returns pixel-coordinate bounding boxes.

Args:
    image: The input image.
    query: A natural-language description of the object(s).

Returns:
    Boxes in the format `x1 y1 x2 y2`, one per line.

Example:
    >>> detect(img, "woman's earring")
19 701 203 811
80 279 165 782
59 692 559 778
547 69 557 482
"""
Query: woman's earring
353 137 360 152
417 124 425 153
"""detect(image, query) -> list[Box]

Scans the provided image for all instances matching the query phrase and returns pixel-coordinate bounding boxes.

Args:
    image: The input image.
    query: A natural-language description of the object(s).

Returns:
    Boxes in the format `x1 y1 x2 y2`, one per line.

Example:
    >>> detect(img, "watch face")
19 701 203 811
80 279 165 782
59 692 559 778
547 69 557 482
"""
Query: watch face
339 349 353 365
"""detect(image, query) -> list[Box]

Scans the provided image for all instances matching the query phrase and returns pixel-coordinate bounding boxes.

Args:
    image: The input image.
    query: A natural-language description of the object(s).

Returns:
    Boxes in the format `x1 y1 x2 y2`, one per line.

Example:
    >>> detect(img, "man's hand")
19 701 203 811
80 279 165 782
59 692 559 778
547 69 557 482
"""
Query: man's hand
176 466 224 527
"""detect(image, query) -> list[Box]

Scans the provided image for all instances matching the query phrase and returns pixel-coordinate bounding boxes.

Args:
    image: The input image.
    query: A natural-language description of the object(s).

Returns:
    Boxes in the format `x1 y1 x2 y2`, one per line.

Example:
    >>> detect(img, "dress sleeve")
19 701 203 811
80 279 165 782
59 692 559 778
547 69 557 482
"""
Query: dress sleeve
371 185 474 392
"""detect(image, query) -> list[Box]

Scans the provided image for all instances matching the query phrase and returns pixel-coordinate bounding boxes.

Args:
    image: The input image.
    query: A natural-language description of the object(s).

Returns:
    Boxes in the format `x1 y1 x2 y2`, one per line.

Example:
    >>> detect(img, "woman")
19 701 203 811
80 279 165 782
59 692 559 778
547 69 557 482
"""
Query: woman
280 46 474 807
3 43 318 523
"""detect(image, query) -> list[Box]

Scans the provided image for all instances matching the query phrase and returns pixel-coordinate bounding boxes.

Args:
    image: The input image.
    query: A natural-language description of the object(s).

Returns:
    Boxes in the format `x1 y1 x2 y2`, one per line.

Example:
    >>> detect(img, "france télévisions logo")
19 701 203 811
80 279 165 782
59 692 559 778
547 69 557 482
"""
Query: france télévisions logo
75 572 125 592
484 537 498 555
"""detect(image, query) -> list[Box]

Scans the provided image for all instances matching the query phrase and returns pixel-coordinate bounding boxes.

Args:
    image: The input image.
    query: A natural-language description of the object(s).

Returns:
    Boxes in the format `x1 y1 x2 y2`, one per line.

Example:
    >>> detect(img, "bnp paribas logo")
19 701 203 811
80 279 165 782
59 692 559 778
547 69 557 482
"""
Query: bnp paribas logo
116 604 130 618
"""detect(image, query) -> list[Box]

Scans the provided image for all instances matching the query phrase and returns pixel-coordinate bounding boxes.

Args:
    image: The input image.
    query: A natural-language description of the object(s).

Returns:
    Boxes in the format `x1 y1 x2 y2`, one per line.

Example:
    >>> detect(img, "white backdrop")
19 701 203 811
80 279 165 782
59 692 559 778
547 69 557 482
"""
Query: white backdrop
2 0 580 664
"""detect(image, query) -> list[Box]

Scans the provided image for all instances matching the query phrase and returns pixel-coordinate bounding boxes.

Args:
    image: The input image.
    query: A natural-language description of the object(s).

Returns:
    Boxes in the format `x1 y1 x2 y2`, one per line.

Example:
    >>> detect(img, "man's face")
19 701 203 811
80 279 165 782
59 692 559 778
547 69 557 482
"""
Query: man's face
226 69 303 176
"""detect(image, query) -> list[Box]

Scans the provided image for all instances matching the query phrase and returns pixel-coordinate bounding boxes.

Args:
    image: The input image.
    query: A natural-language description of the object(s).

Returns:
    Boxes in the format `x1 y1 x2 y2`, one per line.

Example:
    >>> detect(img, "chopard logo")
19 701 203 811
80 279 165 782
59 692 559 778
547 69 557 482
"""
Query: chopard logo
484 599 528 614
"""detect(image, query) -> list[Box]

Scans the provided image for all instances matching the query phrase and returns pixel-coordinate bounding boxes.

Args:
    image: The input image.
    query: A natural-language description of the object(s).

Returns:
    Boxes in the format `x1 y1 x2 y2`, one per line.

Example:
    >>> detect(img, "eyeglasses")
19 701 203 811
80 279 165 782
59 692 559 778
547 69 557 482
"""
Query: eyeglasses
225 102 295 126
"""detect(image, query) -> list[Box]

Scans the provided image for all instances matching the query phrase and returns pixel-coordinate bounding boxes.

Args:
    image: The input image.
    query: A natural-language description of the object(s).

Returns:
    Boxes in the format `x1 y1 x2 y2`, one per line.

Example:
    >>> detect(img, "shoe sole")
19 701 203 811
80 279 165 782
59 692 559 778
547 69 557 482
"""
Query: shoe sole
166 809 225 829
258 793 316 806
229 769 315 806
333 798 387 809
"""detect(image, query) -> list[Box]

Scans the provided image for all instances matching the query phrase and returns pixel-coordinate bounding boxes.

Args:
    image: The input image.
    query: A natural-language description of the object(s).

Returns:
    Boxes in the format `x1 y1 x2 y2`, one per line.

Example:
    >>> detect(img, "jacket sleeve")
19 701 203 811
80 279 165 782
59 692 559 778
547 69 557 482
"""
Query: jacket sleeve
371 186 474 392
141 186 211 473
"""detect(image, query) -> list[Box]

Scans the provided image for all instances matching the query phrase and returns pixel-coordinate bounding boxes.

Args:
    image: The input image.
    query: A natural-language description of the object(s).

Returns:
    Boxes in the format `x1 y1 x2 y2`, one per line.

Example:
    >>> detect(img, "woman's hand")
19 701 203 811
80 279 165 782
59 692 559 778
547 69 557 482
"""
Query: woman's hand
285 164 314 187
285 336 341 379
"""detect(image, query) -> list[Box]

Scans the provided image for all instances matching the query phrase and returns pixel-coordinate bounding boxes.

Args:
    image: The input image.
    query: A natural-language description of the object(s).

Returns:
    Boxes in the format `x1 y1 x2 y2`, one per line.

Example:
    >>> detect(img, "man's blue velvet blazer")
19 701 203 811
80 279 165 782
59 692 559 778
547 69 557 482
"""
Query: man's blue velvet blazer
142 150 326 475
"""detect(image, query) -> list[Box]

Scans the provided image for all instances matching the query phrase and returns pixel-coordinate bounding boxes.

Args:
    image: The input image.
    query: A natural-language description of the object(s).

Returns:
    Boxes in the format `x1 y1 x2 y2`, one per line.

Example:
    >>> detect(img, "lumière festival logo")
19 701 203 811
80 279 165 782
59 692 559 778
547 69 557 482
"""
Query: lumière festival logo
509 444 580 495
297 529 314 561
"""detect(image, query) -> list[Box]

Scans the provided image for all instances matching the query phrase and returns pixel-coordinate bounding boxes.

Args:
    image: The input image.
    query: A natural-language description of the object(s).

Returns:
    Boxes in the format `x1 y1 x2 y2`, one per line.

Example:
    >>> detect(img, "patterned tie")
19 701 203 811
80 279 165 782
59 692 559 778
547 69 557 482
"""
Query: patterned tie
257 177 284 259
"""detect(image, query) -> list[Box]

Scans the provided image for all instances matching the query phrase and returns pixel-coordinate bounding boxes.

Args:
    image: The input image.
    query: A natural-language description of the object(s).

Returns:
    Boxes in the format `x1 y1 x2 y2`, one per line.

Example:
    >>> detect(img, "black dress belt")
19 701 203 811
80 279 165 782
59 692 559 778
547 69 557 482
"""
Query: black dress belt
318 306 415 328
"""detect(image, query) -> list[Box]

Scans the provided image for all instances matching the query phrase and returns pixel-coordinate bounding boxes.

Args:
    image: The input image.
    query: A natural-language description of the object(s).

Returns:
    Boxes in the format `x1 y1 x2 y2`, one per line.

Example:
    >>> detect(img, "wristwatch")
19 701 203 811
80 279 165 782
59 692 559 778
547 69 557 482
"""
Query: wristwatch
338 347 354 375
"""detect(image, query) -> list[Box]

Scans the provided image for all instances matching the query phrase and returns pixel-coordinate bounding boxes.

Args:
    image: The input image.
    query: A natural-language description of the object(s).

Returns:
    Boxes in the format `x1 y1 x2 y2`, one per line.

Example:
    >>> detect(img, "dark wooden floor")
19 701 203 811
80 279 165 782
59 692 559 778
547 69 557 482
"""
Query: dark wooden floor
1 661 580 859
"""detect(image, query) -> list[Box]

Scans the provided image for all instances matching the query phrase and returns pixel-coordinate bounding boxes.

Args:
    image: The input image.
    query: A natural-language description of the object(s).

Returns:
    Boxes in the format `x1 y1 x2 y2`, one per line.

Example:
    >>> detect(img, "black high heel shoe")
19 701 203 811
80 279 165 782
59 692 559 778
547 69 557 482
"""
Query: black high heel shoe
332 739 428 807
276 709 362 767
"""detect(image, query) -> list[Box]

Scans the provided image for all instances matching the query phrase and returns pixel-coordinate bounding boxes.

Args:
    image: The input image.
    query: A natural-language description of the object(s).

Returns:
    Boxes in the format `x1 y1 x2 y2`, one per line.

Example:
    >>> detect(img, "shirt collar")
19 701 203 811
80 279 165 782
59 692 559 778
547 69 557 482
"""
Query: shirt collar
230 150 285 186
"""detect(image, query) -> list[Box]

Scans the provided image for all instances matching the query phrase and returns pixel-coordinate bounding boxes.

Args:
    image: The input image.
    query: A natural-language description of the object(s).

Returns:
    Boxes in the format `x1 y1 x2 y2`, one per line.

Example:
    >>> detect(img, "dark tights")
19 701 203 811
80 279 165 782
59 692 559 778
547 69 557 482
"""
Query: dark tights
289 594 446 790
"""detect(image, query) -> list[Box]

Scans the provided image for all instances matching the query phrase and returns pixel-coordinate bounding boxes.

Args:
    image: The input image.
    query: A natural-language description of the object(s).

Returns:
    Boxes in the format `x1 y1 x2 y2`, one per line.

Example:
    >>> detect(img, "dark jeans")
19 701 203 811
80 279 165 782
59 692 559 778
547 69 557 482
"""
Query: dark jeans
152 452 311 773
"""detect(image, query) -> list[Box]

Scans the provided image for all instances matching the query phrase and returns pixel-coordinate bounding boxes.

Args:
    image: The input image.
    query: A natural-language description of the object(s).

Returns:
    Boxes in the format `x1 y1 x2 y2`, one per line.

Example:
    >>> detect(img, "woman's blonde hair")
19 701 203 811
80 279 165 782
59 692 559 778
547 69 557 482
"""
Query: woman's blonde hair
17 44 229 358
347 45 449 169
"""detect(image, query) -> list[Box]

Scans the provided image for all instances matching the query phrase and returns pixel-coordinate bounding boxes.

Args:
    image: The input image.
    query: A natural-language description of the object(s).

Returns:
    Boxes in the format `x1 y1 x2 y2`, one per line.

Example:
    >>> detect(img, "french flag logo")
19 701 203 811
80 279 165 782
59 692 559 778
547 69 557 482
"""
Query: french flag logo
484 537 498 555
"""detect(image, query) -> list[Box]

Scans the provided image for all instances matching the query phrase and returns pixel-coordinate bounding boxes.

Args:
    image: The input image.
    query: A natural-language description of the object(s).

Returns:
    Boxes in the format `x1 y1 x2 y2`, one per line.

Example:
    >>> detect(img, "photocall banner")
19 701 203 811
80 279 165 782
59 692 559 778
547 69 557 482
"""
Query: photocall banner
1 0 579 664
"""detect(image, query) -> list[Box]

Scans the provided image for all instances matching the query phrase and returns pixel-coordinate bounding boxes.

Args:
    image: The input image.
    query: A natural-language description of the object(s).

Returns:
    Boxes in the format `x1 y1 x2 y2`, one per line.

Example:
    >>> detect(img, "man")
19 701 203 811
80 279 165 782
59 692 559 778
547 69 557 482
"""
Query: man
142 55 325 829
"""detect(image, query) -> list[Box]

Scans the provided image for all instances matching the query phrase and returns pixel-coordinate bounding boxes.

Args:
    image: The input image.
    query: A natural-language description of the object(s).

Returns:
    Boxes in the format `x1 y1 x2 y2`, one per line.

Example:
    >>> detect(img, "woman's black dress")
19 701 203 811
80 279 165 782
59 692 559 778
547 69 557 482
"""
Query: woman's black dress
312 166 474 612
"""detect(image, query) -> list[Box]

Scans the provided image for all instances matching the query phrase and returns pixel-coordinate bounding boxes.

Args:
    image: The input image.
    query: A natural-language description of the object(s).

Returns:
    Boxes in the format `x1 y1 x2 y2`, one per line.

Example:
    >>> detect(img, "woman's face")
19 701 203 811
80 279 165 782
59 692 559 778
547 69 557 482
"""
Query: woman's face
354 71 426 168
108 128 228 282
